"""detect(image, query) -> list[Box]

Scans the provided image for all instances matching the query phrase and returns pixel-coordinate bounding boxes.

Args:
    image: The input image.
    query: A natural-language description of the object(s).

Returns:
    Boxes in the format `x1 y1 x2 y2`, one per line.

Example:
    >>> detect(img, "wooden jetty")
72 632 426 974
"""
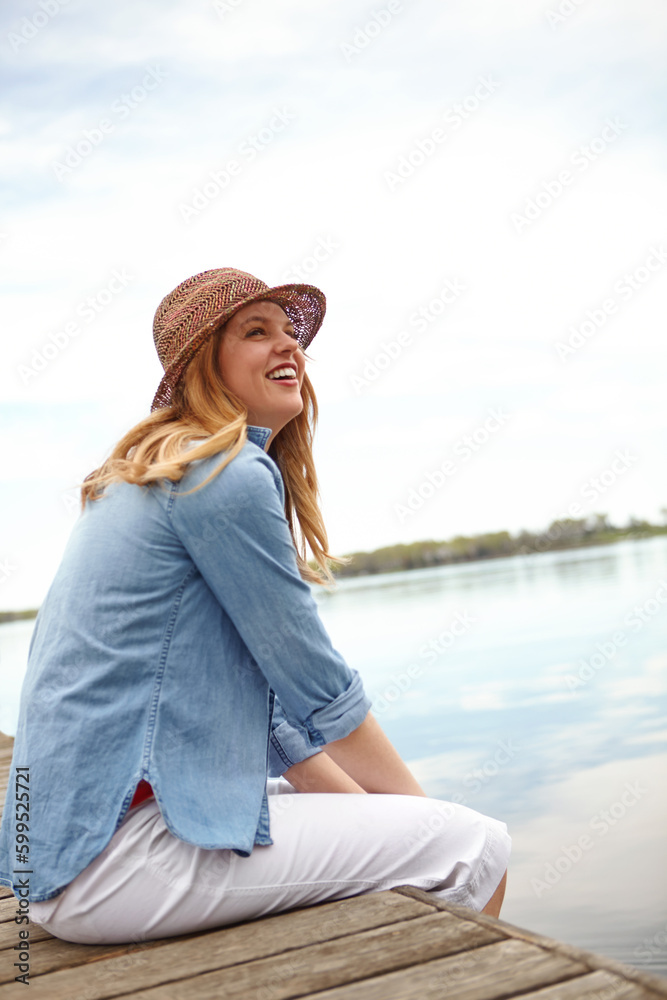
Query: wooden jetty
1 730 666 999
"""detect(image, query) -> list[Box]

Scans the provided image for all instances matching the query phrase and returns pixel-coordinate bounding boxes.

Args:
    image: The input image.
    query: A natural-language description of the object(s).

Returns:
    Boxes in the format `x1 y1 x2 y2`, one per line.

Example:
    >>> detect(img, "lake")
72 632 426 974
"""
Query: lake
1 535 666 976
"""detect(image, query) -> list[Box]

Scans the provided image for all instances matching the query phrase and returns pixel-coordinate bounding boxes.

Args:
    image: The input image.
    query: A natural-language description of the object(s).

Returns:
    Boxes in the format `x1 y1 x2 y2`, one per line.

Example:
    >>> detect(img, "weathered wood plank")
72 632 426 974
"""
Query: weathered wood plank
0 893 440 996
513 969 655 999
0 897 19 923
0 937 160 986
135 937 587 1000
0 920 54 948
304 966 658 1000
9 910 503 1000
285 939 589 1000
0 733 16 822
395 887 667 998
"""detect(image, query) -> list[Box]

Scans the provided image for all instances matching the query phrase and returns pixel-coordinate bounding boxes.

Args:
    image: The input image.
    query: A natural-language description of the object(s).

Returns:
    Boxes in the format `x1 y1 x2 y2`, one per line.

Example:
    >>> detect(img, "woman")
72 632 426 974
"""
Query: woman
0 267 510 944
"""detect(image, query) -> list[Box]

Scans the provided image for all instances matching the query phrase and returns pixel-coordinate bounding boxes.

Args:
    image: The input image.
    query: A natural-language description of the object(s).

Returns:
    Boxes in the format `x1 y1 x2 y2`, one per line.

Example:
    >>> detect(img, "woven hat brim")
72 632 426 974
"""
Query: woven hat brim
151 282 325 412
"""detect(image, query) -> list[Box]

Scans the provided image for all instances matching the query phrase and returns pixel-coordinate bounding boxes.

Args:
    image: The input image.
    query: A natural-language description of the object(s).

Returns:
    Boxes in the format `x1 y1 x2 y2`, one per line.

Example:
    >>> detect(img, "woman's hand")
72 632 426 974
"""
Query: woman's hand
282 751 367 794
323 710 427 796
283 711 427 797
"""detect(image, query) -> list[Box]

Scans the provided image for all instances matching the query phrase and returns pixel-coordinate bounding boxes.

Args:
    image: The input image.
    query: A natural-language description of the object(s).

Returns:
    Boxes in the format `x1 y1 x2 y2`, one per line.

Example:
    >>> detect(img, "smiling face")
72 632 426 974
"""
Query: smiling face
217 300 306 444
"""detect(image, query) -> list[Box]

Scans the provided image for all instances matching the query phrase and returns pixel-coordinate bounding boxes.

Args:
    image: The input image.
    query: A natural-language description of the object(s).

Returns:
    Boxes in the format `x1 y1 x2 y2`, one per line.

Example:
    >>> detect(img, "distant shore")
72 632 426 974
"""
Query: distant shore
328 516 667 579
2 516 665 620
0 608 40 624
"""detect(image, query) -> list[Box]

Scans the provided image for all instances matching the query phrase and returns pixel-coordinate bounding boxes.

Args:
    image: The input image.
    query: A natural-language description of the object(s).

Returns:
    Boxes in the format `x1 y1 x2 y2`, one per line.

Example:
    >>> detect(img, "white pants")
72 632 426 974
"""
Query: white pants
30 779 511 944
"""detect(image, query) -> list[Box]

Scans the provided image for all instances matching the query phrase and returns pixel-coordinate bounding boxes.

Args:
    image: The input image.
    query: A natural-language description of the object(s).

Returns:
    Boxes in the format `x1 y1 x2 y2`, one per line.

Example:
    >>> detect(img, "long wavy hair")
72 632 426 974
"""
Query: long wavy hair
80 322 341 584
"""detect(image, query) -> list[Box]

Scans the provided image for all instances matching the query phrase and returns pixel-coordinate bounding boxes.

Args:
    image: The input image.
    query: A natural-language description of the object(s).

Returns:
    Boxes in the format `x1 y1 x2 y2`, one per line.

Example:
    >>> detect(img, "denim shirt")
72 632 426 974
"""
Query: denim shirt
0 426 371 902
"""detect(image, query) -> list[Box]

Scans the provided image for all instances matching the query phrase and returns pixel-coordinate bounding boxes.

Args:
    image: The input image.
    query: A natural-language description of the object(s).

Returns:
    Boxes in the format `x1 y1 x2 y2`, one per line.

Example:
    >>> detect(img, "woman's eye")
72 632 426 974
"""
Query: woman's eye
244 327 297 339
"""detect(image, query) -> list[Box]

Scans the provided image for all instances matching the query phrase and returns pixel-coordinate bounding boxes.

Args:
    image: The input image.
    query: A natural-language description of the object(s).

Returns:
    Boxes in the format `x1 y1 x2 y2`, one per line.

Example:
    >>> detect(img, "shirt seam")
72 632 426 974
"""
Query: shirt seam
164 443 285 518
269 731 294 770
141 564 200 772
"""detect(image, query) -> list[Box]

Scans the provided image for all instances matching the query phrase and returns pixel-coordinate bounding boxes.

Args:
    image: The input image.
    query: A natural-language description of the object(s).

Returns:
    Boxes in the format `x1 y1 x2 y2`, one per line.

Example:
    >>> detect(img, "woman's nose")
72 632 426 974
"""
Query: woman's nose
276 331 298 353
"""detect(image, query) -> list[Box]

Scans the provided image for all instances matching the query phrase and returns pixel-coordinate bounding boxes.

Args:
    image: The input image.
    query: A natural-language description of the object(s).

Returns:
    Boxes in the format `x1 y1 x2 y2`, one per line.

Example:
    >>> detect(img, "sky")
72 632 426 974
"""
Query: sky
1 0 667 609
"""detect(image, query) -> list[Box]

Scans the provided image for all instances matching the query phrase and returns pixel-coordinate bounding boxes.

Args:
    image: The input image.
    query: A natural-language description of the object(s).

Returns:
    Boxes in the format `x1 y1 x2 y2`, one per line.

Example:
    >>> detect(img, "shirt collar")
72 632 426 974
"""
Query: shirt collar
246 425 272 451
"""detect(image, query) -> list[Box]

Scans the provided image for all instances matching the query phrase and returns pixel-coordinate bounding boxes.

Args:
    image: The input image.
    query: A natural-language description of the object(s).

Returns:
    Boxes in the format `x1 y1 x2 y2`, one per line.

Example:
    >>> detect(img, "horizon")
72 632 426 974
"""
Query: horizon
2 515 664 616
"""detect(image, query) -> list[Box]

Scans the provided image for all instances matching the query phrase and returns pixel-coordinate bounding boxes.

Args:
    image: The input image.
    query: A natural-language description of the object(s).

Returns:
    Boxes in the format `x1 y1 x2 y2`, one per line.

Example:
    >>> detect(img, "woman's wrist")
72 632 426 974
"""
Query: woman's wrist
282 751 367 794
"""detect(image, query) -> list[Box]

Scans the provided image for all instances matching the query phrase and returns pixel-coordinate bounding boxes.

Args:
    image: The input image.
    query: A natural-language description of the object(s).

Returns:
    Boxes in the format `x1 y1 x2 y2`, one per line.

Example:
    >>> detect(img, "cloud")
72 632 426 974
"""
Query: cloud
2 0 667 603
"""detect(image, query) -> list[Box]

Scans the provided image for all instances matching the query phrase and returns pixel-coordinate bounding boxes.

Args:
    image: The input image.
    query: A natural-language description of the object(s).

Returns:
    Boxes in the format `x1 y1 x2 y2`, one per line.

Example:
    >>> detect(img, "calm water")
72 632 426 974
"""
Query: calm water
1 536 666 976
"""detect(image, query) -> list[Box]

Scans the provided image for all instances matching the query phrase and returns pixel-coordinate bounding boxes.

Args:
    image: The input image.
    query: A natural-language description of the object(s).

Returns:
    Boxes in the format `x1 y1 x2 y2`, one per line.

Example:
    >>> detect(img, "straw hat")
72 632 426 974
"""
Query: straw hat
151 267 326 411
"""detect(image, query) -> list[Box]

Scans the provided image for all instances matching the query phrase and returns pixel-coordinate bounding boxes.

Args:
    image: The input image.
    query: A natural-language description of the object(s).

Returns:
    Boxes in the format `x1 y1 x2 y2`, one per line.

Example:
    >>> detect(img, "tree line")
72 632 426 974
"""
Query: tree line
327 511 667 578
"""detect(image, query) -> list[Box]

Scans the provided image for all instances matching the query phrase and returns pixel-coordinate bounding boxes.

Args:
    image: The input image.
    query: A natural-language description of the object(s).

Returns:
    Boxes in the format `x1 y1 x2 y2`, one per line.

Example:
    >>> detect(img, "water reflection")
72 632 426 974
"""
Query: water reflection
314 537 667 976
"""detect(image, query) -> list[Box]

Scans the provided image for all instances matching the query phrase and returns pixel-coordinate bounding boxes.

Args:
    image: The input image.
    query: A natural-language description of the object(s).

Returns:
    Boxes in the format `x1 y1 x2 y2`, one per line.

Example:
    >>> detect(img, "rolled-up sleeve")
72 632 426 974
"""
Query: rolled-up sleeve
168 444 372 749
268 694 322 777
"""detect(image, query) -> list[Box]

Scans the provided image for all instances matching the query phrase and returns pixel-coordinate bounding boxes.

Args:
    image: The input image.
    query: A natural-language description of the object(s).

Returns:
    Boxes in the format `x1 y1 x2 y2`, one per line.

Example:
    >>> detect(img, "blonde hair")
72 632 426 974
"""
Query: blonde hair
80 323 341 584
